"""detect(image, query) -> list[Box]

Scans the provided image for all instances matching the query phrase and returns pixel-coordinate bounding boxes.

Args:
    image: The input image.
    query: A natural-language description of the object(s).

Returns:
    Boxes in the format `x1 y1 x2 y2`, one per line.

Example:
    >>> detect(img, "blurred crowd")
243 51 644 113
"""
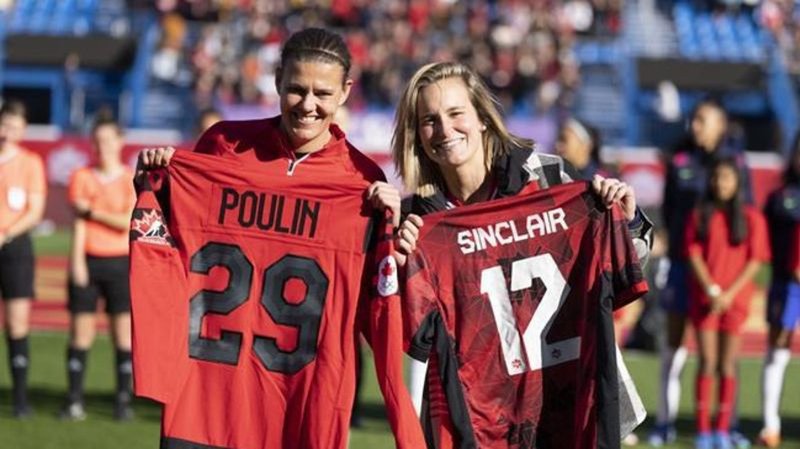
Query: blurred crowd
149 0 624 114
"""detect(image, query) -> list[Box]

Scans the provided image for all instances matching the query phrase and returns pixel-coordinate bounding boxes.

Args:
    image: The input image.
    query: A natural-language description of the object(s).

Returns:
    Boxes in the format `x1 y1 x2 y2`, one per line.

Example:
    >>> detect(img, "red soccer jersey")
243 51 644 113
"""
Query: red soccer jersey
130 125 421 448
402 182 648 449
684 206 771 310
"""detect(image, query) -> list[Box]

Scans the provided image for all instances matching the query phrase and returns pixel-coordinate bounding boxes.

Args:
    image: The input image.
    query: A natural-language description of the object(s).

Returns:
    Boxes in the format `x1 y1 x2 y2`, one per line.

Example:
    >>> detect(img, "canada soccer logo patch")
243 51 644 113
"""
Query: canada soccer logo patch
130 208 174 246
377 255 398 296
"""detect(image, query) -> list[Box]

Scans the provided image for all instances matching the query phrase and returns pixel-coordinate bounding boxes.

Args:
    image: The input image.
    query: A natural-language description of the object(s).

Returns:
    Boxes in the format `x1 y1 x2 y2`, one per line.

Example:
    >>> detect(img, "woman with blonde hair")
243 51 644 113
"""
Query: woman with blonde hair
393 61 653 448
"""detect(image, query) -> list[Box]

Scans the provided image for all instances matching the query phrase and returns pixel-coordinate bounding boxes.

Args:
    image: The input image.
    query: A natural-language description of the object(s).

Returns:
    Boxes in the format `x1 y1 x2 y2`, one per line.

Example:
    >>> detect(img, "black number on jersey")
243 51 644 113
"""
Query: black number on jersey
254 256 328 374
188 244 329 374
189 243 252 365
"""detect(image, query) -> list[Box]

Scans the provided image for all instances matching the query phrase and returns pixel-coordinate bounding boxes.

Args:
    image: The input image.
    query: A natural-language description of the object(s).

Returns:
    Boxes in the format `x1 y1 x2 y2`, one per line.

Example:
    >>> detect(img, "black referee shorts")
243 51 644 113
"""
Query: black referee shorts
0 233 35 300
68 255 131 315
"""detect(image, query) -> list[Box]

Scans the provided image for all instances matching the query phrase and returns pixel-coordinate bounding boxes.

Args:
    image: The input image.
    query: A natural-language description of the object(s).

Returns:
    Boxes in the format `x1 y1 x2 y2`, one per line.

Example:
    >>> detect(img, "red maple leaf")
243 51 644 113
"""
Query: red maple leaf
381 260 395 277
132 210 162 236
512 359 523 370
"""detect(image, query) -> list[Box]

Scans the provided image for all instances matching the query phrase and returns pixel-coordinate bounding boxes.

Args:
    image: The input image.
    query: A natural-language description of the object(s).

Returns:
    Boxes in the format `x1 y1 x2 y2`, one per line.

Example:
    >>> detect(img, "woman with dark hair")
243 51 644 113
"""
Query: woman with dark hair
555 117 607 180
134 28 422 449
649 97 753 447
759 136 800 448
684 158 769 449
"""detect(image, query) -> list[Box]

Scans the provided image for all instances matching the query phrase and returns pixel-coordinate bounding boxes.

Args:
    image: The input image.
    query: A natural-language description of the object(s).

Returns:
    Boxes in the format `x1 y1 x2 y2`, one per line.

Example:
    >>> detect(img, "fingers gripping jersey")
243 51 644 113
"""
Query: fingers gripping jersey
130 151 420 449
403 182 648 449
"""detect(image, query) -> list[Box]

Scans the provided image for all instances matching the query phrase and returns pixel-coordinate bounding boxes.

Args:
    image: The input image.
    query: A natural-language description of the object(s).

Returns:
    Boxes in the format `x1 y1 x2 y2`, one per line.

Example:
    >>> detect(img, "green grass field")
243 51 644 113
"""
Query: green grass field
0 231 797 448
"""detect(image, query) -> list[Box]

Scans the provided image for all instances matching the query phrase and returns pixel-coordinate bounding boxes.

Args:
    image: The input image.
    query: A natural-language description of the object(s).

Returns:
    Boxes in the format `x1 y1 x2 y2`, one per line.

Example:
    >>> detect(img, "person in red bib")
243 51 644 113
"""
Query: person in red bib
684 158 770 449
0 100 46 419
60 116 137 421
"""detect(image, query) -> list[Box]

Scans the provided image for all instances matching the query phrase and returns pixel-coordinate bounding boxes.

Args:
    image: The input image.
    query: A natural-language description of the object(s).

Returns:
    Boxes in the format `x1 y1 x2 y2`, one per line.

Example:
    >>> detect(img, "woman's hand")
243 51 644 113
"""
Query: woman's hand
394 214 424 267
366 182 402 227
711 290 734 314
71 260 90 288
135 146 176 183
592 175 636 221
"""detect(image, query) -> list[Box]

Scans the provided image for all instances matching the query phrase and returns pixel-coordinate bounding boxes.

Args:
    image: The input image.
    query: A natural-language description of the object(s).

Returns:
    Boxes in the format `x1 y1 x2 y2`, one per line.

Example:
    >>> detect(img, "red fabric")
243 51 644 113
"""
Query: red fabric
717 376 737 432
696 374 714 433
403 182 648 449
685 206 771 332
130 119 418 449
365 216 426 449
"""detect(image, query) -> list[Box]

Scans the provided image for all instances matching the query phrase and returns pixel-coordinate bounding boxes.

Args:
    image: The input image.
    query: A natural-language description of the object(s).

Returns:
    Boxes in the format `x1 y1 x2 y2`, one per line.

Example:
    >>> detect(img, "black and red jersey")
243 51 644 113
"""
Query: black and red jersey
130 121 422 449
402 181 648 449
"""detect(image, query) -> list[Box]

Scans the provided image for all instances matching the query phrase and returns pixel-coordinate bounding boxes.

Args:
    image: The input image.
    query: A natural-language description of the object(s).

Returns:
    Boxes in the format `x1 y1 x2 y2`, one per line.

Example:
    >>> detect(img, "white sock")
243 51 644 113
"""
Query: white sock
657 346 687 425
407 358 428 416
762 348 791 432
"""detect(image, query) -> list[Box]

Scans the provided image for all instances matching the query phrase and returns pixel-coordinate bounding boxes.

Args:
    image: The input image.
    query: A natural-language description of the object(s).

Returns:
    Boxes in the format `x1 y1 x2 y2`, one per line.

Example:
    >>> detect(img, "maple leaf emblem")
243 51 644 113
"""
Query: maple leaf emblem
512 359 523 370
381 260 395 277
132 209 164 237
551 348 562 359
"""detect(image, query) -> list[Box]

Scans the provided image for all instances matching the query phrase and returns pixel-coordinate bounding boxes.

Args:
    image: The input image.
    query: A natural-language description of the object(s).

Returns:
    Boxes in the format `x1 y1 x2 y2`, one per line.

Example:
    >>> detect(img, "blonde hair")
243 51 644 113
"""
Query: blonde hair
392 61 534 197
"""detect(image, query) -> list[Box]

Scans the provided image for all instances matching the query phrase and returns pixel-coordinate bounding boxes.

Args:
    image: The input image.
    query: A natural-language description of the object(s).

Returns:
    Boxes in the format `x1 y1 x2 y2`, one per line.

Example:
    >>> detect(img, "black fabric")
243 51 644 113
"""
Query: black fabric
161 437 229 449
407 311 438 362
7 336 29 407
0 233 35 299
67 347 88 403
68 256 131 314
434 315 478 449
596 273 622 449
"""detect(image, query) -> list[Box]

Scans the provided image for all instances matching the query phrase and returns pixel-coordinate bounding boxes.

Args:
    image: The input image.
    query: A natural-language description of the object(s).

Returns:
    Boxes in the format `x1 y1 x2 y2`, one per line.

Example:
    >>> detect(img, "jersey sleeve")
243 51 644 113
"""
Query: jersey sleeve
364 215 426 449
604 205 649 309
129 170 190 405
746 209 771 262
402 249 440 361
67 169 90 204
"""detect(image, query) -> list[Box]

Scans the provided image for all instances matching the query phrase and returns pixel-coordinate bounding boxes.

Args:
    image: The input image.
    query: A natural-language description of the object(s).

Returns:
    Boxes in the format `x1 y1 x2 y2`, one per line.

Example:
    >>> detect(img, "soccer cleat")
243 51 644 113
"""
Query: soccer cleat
647 424 677 447
114 401 134 421
757 429 781 448
12 403 33 420
730 430 751 449
713 432 734 449
59 402 87 421
695 432 714 449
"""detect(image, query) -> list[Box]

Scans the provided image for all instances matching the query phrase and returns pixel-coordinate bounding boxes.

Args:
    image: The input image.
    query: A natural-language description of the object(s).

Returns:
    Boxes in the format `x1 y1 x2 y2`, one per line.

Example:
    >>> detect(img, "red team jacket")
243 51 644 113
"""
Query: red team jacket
402 182 648 449
129 119 423 449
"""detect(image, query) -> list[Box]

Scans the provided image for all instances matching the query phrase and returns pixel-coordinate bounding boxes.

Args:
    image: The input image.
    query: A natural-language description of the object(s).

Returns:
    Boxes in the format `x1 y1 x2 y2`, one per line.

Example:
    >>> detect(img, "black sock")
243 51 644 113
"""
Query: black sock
66 347 88 404
7 336 29 408
115 349 132 403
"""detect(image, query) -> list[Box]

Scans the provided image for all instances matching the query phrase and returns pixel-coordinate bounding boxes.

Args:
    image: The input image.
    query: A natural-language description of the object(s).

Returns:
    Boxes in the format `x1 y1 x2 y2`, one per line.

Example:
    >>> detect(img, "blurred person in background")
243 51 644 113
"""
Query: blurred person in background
60 115 137 421
759 135 800 448
196 107 222 137
0 100 46 419
649 97 752 448
683 158 769 449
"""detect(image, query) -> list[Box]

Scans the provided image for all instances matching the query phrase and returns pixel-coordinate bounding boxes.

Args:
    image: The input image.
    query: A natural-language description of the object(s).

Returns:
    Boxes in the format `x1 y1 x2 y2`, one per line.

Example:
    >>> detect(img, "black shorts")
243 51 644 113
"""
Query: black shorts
0 233 35 300
68 255 130 315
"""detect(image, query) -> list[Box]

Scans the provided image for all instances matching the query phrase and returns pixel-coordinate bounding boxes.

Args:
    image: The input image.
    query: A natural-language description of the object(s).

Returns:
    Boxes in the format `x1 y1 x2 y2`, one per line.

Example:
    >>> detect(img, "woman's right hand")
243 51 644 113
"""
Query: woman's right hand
135 146 176 182
71 261 89 288
395 214 424 267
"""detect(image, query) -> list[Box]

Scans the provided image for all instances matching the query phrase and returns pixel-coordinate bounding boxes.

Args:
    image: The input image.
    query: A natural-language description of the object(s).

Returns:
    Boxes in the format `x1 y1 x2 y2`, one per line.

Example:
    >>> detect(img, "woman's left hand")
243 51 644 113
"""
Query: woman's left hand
366 181 402 227
591 175 636 221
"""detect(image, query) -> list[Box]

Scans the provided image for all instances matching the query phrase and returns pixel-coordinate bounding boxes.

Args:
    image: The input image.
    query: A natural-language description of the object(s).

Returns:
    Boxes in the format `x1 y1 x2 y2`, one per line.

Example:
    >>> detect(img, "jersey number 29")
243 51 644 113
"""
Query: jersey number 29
187 243 329 375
